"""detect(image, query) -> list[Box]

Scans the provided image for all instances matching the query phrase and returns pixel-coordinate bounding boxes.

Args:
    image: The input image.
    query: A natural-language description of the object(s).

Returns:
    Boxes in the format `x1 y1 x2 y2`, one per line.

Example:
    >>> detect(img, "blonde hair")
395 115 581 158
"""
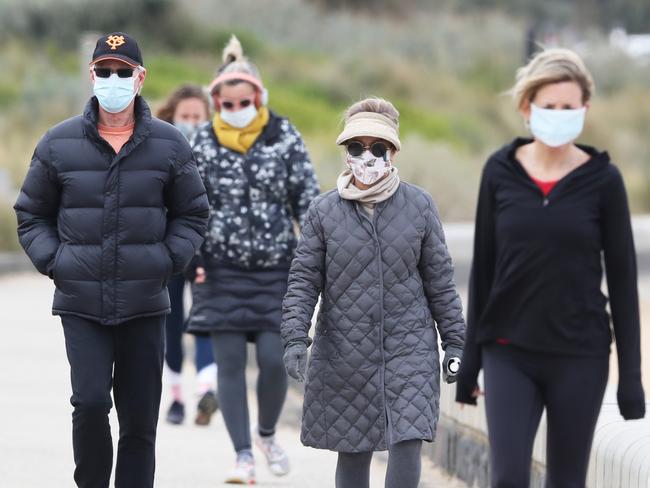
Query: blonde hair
345 97 399 126
511 48 595 109
212 35 261 94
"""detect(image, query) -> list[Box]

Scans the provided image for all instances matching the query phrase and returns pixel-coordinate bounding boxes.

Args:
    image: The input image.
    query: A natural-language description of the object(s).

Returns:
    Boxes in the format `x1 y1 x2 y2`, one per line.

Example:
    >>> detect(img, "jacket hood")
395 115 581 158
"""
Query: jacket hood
491 137 611 175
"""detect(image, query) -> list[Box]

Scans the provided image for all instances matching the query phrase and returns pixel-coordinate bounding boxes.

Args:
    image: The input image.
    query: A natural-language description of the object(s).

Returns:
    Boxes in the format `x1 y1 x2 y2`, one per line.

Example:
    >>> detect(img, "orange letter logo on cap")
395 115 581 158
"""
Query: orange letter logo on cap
106 35 126 51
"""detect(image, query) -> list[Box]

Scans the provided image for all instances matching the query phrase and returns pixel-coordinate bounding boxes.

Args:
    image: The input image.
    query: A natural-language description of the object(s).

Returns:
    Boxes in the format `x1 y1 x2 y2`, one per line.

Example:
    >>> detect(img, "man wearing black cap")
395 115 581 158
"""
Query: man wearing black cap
14 32 209 488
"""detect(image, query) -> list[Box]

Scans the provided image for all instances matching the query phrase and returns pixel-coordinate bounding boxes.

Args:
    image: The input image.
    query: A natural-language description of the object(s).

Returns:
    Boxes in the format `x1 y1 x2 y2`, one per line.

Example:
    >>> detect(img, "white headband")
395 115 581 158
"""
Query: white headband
336 112 401 151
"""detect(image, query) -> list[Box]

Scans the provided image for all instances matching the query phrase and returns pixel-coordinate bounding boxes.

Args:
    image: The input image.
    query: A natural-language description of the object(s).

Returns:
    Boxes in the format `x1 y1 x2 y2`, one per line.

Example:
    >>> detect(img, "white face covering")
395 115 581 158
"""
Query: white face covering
220 104 258 128
529 103 586 148
346 150 391 186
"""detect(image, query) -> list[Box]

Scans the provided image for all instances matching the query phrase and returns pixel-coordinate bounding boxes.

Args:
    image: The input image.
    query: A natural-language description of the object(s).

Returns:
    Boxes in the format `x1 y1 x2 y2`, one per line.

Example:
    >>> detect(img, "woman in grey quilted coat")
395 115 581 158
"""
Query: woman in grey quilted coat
281 98 466 488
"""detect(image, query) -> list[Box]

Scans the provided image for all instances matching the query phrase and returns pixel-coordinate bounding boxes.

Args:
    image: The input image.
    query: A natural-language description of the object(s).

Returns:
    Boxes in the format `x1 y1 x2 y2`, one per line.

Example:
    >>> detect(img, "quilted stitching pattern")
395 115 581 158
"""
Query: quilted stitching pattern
282 183 465 452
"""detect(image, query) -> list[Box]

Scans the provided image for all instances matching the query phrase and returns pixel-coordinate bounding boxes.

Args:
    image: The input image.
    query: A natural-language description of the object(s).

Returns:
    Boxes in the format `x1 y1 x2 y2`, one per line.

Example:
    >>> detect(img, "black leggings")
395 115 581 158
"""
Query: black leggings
483 344 609 488
335 440 422 488
211 331 288 453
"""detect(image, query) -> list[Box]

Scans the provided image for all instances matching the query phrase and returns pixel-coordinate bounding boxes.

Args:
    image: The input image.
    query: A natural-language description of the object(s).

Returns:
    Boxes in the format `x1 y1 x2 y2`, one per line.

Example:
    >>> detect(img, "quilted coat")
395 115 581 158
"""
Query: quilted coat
14 96 209 325
281 182 466 452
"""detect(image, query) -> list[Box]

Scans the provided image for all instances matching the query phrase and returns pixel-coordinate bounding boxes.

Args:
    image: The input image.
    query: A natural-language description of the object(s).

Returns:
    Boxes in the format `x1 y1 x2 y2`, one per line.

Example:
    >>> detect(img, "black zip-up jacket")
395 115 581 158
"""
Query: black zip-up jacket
456 138 645 420
14 96 209 325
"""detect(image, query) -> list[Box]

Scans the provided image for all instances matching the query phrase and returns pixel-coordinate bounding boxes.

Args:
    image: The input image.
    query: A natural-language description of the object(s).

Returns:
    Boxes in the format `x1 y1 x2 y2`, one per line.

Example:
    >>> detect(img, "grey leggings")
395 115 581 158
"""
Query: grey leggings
335 439 422 488
211 331 288 453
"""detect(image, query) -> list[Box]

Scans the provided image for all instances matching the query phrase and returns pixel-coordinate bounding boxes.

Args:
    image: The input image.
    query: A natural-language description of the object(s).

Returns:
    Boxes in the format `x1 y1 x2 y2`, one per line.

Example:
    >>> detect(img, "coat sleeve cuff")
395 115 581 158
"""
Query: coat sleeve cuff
455 339 482 405
284 336 313 349
617 378 646 420
455 383 478 404
619 400 646 420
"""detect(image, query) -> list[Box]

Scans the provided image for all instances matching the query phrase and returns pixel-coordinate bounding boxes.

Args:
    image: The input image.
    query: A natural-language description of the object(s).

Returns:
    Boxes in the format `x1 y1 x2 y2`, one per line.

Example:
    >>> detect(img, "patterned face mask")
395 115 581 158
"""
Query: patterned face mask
346 150 391 186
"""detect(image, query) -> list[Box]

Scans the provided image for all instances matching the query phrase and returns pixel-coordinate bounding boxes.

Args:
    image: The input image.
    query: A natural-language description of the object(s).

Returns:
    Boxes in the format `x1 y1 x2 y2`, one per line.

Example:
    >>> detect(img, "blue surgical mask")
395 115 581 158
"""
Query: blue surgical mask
93 73 138 114
529 103 586 147
174 121 199 140
220 105 258 129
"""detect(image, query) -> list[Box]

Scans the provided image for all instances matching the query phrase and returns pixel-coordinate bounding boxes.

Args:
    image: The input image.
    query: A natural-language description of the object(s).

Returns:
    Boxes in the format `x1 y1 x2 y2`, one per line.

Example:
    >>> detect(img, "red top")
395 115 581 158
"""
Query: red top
530 176 559 197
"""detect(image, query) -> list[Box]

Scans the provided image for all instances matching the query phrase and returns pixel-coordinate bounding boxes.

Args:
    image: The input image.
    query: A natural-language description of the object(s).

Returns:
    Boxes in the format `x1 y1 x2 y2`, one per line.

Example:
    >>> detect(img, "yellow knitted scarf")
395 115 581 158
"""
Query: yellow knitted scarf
213 106 270 154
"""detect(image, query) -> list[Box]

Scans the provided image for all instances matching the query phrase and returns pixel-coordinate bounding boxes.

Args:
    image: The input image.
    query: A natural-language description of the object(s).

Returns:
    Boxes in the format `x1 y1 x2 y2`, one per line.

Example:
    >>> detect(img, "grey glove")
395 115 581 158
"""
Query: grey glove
284 341 308 382
442 347 463 384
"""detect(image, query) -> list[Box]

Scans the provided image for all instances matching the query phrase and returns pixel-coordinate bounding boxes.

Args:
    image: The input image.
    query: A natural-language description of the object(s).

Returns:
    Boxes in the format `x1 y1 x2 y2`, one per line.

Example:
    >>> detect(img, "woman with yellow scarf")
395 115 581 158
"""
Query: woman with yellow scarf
186 35 319 485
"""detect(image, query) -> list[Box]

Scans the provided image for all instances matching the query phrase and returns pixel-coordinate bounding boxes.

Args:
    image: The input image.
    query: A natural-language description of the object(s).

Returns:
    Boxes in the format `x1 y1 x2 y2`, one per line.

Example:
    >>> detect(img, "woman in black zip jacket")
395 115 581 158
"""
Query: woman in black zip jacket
456 48 645 487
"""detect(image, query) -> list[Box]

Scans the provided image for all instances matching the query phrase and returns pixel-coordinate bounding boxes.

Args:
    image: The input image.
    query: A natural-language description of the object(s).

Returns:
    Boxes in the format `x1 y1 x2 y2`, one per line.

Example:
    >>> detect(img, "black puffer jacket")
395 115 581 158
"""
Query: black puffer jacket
14 96 209 325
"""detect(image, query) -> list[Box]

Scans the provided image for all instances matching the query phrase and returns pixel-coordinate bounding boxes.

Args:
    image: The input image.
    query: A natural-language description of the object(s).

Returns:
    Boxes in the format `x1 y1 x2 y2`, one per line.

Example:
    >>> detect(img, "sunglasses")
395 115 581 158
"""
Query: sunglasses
221 98 254 111
346 140 390 159
94 67 136 78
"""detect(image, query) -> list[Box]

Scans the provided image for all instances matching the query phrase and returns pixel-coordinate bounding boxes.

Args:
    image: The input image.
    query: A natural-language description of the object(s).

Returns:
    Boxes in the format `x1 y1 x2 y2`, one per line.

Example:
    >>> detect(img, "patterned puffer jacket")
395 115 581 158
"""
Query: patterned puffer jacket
191 111 319 270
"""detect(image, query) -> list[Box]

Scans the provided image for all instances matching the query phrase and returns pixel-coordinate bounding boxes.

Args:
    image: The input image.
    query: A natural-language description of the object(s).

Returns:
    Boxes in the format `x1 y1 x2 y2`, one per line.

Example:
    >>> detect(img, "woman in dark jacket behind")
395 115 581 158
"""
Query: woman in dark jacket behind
456 48 645 488
186 36 319 484
156 85 218 426
281 97 465 488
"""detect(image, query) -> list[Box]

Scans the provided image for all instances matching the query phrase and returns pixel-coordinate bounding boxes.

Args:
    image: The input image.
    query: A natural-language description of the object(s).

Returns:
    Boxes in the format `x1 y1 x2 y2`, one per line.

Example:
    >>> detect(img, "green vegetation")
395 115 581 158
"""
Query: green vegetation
1 0 650 251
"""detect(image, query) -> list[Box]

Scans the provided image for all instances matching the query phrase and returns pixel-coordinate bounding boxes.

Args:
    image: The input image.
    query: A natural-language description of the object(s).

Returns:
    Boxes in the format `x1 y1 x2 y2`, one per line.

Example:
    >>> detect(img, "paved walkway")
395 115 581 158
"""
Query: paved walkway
0 272 464 487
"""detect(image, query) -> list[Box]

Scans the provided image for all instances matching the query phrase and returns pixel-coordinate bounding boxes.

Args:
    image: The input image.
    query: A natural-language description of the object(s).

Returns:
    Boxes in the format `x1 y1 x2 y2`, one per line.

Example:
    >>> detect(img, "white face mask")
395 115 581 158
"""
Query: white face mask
93 73 138 114
220 104 258 128
529 103 586 148
346 150 391 186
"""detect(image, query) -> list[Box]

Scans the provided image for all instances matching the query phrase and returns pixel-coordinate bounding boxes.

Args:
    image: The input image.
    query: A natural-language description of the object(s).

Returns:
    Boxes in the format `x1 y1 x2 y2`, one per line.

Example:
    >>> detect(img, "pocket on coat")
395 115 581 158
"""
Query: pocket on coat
52 243 65 285
310 330 337 360
159 243 174 286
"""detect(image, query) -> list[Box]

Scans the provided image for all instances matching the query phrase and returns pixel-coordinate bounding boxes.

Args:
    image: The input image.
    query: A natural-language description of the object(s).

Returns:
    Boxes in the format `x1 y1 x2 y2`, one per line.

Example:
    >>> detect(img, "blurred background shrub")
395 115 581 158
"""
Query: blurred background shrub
1 0 649 249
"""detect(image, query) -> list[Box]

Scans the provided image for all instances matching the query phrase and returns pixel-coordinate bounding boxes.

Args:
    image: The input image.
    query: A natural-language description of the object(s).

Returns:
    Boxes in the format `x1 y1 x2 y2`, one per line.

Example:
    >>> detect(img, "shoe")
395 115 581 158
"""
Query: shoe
253 426 290 476
225 453 256 485
195 390 219 426
165 400 185 425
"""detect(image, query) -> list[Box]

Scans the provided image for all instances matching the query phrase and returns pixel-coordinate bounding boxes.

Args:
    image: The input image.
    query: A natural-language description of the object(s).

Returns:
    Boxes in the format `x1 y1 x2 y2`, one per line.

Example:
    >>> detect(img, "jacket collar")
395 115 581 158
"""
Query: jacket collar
497 137 611 175
83 95 153 149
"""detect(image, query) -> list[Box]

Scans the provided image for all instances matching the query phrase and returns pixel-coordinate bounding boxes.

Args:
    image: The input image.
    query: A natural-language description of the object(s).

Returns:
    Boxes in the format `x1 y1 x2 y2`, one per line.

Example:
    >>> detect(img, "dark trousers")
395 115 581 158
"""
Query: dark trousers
483 343 609 488
61 314 165 488
165 274 214 374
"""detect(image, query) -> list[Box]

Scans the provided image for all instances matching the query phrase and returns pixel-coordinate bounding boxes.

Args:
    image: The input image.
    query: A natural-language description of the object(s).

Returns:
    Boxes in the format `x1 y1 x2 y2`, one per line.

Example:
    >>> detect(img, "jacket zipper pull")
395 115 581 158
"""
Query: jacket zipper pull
542 197 549 207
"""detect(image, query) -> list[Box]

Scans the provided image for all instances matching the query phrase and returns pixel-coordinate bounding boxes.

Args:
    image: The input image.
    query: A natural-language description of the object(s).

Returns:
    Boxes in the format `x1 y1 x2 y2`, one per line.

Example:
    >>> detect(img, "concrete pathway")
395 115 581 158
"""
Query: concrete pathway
0 272 464 487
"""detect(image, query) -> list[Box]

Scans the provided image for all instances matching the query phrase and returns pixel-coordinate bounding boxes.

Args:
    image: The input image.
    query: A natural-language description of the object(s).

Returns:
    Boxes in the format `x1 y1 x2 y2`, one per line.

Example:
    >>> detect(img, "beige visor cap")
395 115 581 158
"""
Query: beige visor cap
336 112 401 151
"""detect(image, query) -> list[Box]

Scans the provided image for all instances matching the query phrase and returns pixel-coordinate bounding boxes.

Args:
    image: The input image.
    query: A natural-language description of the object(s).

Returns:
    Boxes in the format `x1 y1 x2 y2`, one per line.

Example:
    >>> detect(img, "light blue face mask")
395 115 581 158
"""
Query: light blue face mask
93 73 138 114
174 121 199 141
529 103 586 148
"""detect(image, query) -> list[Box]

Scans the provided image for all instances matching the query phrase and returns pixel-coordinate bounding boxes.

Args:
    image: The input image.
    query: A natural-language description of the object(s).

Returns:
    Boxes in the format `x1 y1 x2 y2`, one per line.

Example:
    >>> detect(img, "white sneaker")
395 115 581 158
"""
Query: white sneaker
253 426 290 476
225 454 256 485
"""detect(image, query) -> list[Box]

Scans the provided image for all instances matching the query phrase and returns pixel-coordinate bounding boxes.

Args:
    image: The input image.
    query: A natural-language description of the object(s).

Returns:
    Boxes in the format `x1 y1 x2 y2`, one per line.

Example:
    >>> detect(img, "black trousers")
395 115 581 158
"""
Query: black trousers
483 343 609 488
61 314 165 488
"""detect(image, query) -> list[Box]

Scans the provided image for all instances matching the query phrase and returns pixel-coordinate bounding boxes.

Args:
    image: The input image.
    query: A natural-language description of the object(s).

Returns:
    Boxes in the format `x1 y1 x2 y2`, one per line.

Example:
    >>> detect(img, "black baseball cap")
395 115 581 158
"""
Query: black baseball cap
90 32 143 68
